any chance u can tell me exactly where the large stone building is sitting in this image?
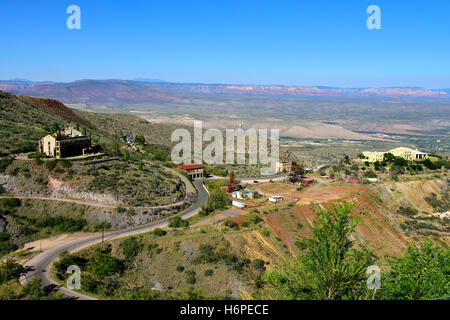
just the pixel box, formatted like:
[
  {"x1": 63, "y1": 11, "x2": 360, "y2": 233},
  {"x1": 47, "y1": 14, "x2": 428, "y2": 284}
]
[
  {"x1": 276, "y1": 161, "x2": 292, "y2": 173},
  {"x1": 388, "y1": 147, "x2": 428, "y2": 161},
  {"x1": 362, "y1": 147, "x2": 428, "y2": 163},
  {"x1": 39, "y1": 134, "x2": 91, "y2": 159},
  {"x1": 362, "y1": 151, "x2": 385, "y2": 163}
]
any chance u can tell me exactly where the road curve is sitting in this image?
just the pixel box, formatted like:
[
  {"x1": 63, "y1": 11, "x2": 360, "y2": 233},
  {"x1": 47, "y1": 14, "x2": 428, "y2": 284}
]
[{"x1": 21, "y1": 180, "x2": 209, "y2": 300}]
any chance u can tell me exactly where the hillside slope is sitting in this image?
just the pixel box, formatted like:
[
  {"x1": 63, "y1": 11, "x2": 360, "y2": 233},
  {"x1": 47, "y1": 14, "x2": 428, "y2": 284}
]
[{"x1": 0, "y1": 91, "x2": 92, "y2": 156}]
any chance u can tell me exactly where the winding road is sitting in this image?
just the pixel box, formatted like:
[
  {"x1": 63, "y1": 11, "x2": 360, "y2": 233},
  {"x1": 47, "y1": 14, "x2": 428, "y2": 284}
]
[{"x1": 21, "y1": 180, "x2": 209, "y2": 300}]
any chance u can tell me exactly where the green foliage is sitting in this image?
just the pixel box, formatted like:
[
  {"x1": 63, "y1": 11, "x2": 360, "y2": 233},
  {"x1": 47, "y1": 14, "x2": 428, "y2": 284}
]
[
  {"x1": 252, "y1": 259, "x2": 266, "y2": 274},
  {"x1": 87, "y1": 245, "x2": 124, "y2": 279},
  {"x1": 380, "y1": 241, "x2": 450, "y2": 300},
  {"x1": 0, "y1": 241, "x2": 19, "y2": 257},
  {"x1": 265, "y1": 202, "x2": 374, "y2": 300},
  {"x1": 383, "y1": 153, "x2": 396, "y2": 162},
  {"x1": 168, "y1": 216, "x2": 189, "y2": 228},
  {"x1": 201, "y1": 181, "x2": 231, "y2": 216},
  {"x1": 397, "y1": 206, "x2": 418, "y2": 217},
  {"x1": 223, "y1": 219, "x2": 238, "y2": 228},
  {"x1": 120, "y1": 237, "x2": 144, "y2": 263},
  {"x1": 183, "y1": 287, "x2": 204, "y2": 300},
  {"x1": 134, "y1": 135, "x2": 146, "y2": 145},
  {"x1": 45, "y1": 160, "x2": 57, "y2": 171},
  {"x1": 35, "y1": 215, "x2": 87, "y2": 233},
  {"x1": 0, "y1": 260, "x2": 23, "y2": 284},
  {"x1": 22, "y1": 279, "x2": 47, "y2": 300},
  {"x1": 185, "y1": 270, "x2": 196, "y2": 284},
  {"x1": 363, "y1": 170, "x2": 377, "y2": 178},
  {"x1": 393, "y1": 157, "x2": 408, "y2": 167},
  {"x1": 0, "y1": 157, "x2": 13, "y2": 172},
  {"x1": 176, "y1": 265, "x2": 185, "y2": 272},
  {"x1": 204, "y1": 269, "x2": 214, "y2": 276},
  {"x1": 1, "y1": 197, "x2": 21, "y2": 210},
  {"x1": 153, "y1": 228, "x2": 167, "y2": 237},
  {"x1": 123, "y1": 149, "x2": 130, "y2": 161},
  {"x1": 243, "y1": 212, "x2": 263, "y2": 227},
  {"x1": 53, "y1": 251, "x2": 87, "y2": 281}
]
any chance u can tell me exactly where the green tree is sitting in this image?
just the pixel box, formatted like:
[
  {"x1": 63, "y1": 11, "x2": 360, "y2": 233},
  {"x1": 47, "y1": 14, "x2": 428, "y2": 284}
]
[
  {"x1": 22, "y1": 279, "x2": 47, "y2": 300},
  {"x1": 120, "y1": 237, "x2": 144, "y2": 263},
  {"x1": 135, "y1": 135, "x2": 146, "y2": 145},
  {"x1": 0, "y1": 260, "x2": 23, "y2": 284},
  {"x1": 87, "y1": 245, "x2": 123, "y2": 279},
  {"x1": 264, "y1": 202, "x2": 374, "y2": 300},
  {"x1": 383, "y1": 153, "x2": 396, "y2": 163},
  {"x1": 380, "y1": 241, "x2": 449, "y2": 300}
]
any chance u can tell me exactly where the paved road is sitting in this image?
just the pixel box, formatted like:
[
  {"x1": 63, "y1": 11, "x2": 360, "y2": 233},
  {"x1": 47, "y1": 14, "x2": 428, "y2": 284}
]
[{"x1": 21, "y1": 180, "x2": 209, "y2": 300}]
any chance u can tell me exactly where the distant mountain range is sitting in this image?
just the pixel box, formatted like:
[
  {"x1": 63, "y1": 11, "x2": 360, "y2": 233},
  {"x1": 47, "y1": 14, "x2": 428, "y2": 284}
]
[{"x1": 1, "y1": 79, "x2": 449, "y2": 105}]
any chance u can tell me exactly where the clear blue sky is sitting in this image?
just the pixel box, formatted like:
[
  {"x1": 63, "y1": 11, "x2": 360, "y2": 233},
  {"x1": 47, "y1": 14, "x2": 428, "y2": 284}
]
[{"x1": 1, "y1": 0, "x2": 449, "y2": 88}]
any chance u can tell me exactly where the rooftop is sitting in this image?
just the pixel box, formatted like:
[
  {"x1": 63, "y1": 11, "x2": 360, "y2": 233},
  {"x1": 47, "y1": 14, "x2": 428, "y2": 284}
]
[{"x1": 176, "y1": 164, "x2": 204, "y2": 170}]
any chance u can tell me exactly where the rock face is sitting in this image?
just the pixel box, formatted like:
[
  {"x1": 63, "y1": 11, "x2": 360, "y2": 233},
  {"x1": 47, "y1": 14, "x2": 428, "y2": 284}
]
[{"x1": 0, "y1": 219, "x2": 7, "y2": 233}]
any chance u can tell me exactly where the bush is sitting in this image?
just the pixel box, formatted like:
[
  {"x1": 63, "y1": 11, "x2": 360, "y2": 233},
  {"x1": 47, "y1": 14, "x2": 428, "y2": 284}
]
[
  {"x1": 185, "y1": 270, "x2": 196, "y2": 284},
  {"x1": 224, "y1": 219, "x2": 238, "y2": 228},
  {"x1": 204, "y1": 269, "x2": 214, "y2": 276},
  {"x1": 45, "y1": 160, "x2": 57, "y2": 171},
  {"x1": 87, "y1": 246, "x2": 124, "y2": 279},
  {"x1": 35, "y1": 216, "x2": 87, "y2": 233},
  {"x1": 1, "y1": 198, "x2": 21, "y2": 210},
  {"x1": 252, "y1": 259, "x2": 266, "y2": 274},
  {"x1": 0, "y1": 260, "x2": 23, "y2": 284},
  {"x1": 176, "y1": 265, "x2": 185, "y2": 272},
  {"x1": 168, "y1": 216, "x2": 189, "y2": 228},
  {"x1": 120, "y1": 237, "x2": 144, "y2": 262},
  {"x1": 243, "y1": 212, "x2": 262, "y2": 226},
  {"x1": 0, "y1": 241, "x2": 19, "y2": 257},
  {"x1": 153, "y1": 228, "x2": 167, "y2": 237}
]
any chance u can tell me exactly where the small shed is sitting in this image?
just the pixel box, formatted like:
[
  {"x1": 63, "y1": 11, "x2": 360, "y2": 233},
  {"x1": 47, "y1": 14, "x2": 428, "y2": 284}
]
[
  {"x1": 346, "y1": 178, "x2": 361, "y2": 184},
  {"x1": 269, "y1": 195, "x2": 283, "y2": 203},
  {"x1": 232, "y1": 200, "x2": 246, "y2": 208},
  {"x1": 301, "y1": 178, "x2": 315, "y2": 185}
]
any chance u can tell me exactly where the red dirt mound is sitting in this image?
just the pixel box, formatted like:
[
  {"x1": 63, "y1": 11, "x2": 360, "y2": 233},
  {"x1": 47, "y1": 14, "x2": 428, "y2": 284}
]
[{"x1": 15, "y1": 95, "x2": 93, "y2": 128}]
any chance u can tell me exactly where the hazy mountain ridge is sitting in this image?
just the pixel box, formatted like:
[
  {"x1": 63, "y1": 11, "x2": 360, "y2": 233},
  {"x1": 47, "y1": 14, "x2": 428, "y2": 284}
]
[{"x1": 1, "y1": 79, "x2": 449, "y2": 104}]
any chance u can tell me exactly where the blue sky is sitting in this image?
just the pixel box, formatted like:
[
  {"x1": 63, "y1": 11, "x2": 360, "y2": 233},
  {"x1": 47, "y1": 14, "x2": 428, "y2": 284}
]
[{"x1": 1, "y1": 0, "x2": 449, "y2": 88}]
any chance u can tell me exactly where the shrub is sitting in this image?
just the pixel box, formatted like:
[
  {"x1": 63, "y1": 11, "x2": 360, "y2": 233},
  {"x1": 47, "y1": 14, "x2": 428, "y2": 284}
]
[
  {"x1": 204, "y1": 269, "x2": 214, "y2": 276},
  {"x1": 176, "y1": 265, "x2": 185, "y2": 272},
  {"x1": 45, "y1": 160, "x2": 57, "y2": 171},
  {"x1": 153, "y1": 228, "x2": 167, "y2": 237},
  {"x1": 185, "y1": 270, "x2": 196, "y2": 284},
  {"x1": 87, "y1": 246, "x2": 124, "y2": 279},
  {"x1": 252, "y1": 259, "x2": 266, "y2": 274},
  {"x1": 168, "y1": 216, "x2": 189, "y2": 228},
  {"x1": 1, "y1": 198, "x2": 21, "y2": 210},
  {"x1": 224, "y1": 219, "x2": 238, "y2": 228},
  {"x1": 120, "y1": 237, "x2": 144, "y2": 262},
  {"x1": 0, "y1": 260, "x2": 23, "y2": 284}
]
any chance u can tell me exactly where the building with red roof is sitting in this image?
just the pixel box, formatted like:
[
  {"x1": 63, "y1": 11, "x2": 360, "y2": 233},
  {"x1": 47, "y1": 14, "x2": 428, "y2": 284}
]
[{"x1": 176, "y1": 164, "x2": 204, "y2": 180}]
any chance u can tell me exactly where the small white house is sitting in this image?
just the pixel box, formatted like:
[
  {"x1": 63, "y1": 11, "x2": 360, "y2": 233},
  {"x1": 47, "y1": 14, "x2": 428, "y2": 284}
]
[
  {"x1": 244, "y1": 190, "x2": 258, "y2": 199},
  {"x1": 367, "y1": 178, "x2": 378, "y2": 183},
  {"x1": 268, "y1": 195, "x2": 283, "y2": 203},
  {"x1": 232, "y1": 191, "x2": 244, "y2": 199},
  {"x1": 232, "y1": 200, "x2": 246, "y2": 208}
]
